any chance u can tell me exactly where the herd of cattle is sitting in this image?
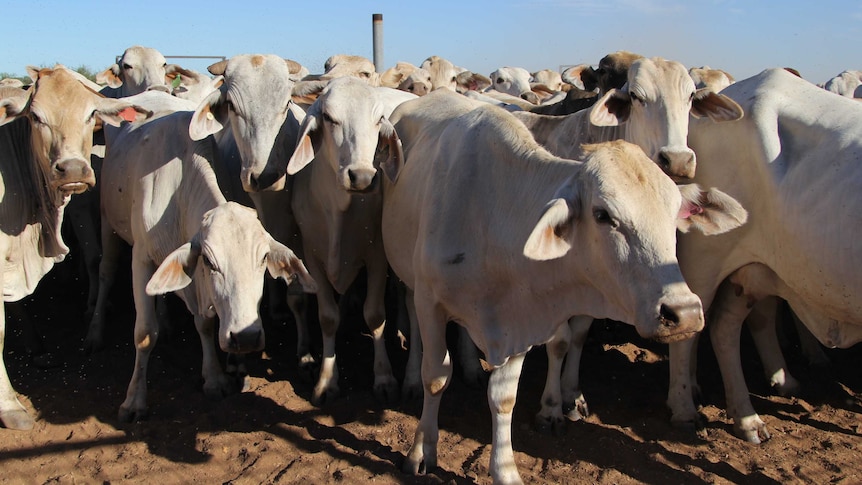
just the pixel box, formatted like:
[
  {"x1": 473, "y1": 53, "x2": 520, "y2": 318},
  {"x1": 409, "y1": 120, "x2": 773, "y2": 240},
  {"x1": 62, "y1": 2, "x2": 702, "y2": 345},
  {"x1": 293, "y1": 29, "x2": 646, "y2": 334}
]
[{"x1": 0, "y1": 45, "x2": 860, "y2": 484}]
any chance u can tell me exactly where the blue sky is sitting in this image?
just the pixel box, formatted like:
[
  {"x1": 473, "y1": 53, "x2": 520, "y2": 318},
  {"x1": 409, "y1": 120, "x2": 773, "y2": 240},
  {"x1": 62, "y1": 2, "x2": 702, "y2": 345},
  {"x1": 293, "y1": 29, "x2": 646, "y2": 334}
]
[{"x1": 3, "y1": 1, "x2": 860, "y2": 85}]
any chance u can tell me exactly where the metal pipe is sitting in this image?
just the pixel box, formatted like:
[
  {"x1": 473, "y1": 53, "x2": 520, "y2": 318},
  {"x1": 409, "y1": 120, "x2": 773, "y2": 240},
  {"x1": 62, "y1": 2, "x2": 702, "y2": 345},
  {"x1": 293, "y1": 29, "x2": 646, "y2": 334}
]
[{"x1": 372, "y1": 13, "x2": 384, "y2": 73}]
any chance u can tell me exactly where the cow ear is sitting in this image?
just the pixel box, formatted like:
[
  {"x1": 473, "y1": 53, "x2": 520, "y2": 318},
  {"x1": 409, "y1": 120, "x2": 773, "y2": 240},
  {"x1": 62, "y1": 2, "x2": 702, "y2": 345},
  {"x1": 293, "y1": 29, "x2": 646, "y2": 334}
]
[
  {"x1": 0, "y1": 89, "x2": 30, "y2": 126},
  {"x1": 377, "y1": 117, "x2": 404, "y2": 183},
  {"x1": 286, "y1": 108, "x2": 320, "y2": 175},
  {"x1": 146, "y1": 242, "x2": 200, "y2": 295},
  {"x1": 266, "y1": 239, "x2": 318, "y2": 293},
  {"x1": 95, "y1": 99, "x2": 153, "y2": 127},
  {"x1": 189, "y1": 78, "x2": 227, "y2": 141},
  {"x1": 561, "y1": 64, "x2": 597, "y2": 92},
  {"x1": 590, "y1": 88, "x2": 631, "y2": 126},
  {"x1": 96, "y1": 64, "x2": 123, "y2": 88},
  {"x1": 524, "y1": 177, "x2": 581, "y2": 260},
  {"x1": 691, "y1": 88, "x2": 744, "y2": 122},
  {"x1": 676, "y1": 184, "x2": 748, "y2": 235},
  {"x1": 456, "y1": 71, "x2": 491, "y2": 93}
]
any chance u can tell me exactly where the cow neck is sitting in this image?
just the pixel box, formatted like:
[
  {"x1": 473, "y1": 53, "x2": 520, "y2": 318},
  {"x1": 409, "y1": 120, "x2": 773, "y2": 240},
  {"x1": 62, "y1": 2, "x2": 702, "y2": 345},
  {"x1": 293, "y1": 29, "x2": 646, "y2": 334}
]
[{"x1": 177, "y1": 139, "x2": 227, "y2": 236}]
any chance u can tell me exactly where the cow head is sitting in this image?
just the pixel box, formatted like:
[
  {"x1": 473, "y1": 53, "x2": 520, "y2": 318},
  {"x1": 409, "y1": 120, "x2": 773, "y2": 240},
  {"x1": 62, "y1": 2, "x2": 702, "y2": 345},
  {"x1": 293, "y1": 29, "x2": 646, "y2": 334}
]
[
  {"x1": 189, "y1": 54, "x2": 306, "y2": 192},
  {"x1": 2, "y1": 67, "x2": 150, "y2": 196},
  {"x1": 286, "y1": 77, "x2": 405, "y2": 192},
  {"x1": 97, "y1": 46, "x2": 169, "y2": 97},
  {"x1": 146, "y1": 202, "x2": 316, "y2": 354},
  {"x1": 524, "y1": 141, "x2": 747, "y2": 342},
  {"x1": 588, "y1": 57, "x2": 743, "y2": 180}
]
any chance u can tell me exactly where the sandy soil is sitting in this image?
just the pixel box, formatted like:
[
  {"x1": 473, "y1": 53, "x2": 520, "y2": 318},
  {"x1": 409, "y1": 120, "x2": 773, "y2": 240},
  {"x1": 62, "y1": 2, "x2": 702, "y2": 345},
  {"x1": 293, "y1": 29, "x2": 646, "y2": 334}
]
[{"x1": 1, "y1": 245, "x2": 860, "y2": 485}]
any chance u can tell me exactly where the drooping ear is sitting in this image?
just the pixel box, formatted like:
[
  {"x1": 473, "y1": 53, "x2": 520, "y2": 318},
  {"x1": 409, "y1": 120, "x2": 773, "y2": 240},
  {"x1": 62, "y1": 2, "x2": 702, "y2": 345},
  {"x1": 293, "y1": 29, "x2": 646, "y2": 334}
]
[
  {"x1": 561, "y1": 64, "x2": 597, "y2": 92},
  {"x1": 95, "y1": 98, "x2": 153, "y2": 127},
  {"x1": 456, "y1": 71, "x2": 491, "y2": 92},
  {"x1": 207, "y1": 59, "x2": 228, "y2": 76},
  {"x1": 589, "y1": 88, "x2": 632, "y2": 126},
  {"x1": 286, "y1": 105, "x2": 320, "y2": 175},
  {"x1": 165, "y1": 64, "x2": 195, "y2": 86},
  {"x1": 189, "y1": 78, "x2": 227, "y2": 141},
  {"x1": 96, "y1": 64, "x2": 123, "y2": 88},
  {"x1": 377, "y1": 117, "x2": 404, "y2": 183},
  {"x1": 291, "y1": 79, "x2": 328, "y2": 105},
  {"x1": 146, "y1": 242, "x2": 201, "y2": 295},
  {"x1": 691, "y1": 88, "x2": 744, "y2": 122},
  {"x1": 266, "y1": 238, "x2": 318, "y2": 293},
  {"x1": 0, "y1": 88, "x2": 30, "y2": 126},
  {"x1": 524, "y1": 176, "x2": 581, "y2": 260},
  {"x1": 676, "y1": 184, "x2": 748, "y2": 235}
]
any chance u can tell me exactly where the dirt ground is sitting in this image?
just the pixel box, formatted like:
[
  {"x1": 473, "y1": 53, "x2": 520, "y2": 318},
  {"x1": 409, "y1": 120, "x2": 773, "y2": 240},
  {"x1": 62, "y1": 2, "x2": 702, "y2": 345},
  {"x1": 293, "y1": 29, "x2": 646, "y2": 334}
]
[{"x1": 1, "y1": 243, "x2": 860, "y2": 485}]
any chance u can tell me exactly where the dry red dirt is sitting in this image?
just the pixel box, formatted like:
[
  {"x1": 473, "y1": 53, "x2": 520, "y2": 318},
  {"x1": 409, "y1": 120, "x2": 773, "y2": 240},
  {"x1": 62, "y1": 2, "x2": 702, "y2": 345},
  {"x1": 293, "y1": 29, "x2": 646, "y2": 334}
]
[{"x1": 1, "y1": 246, "x2": 860, "y2": 484}]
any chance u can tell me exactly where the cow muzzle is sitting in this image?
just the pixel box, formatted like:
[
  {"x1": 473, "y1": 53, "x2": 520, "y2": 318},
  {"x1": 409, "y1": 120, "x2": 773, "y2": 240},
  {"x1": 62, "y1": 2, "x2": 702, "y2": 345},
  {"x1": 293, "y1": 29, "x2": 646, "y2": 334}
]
[
  {"x1": 658, "y1": 148, "x2": 696, "y2": 179},
  {"x1": 648, "y1": 298, "x2": 704, "y2": 343},
  {"x1": 53, "y1": 158, "x2": 95, "y2": 194},
  {"x1": 340, "y1": 166, "x2": 378, "y2": 193},
  {"x1": 241, "y1": 168, "x2": 286, "y2": 193},
  {"x1": 225, "y1": 324, "x2": 265, "y2": 354}
]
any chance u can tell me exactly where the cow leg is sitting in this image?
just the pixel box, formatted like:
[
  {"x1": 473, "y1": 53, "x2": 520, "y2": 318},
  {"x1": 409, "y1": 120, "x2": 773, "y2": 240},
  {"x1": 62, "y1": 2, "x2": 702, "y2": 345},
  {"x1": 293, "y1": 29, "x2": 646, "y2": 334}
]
[
  {"x1": 118, "y1": 248, "x2": 159, "y2": 422},
  {"x1": 488, "y1": 351, "x2": 526, "y2": 485},
  {"x1": 746, "y1": 297, "x2": 800, "y2": 396},
  {"x1": 535, "y1": 321, "x2": 570, "y2": 435},
  {"x1": 709, "y1": 281, "x2": 770, "y2": 443},
  {"x1": 65, "y1": 190, "x2": 101, "y2": 323},
  {"x1": 401, "y1": 286, "x2": 423, "y2": 401},
  {"x1": 312, "y1": 273, "x2": 340, "y2": 405},
  {"x1": 561, "y1": 315, "x2": 591, "y2": 421},
  {"x1": 365, "y1": 263, "x2": 398, "y2": 404},
  {"x1": 0, "y1": 302, "x2": 35, "y2": 430},
  {"x1": 403, "y1": 293, "x2": 450, "y2": 477},
  {"x1": 194, "y1": 314, "x2": 241, "y2": 399},
  {"x1": 288, "y1": 293, "x2": 315, "y2": 376},
  {"x1": 791, "y1": 310, "x2": 830, "y2": 368},
  {"x1": 84, "y1": 221, "x2": 124, "y2": 353},
  {"x1": 667, "y1": 335, "x2": 701, "y2": 428},
  {"x1": 456, "y1": 326, "x2": 486, "y2": 388}
]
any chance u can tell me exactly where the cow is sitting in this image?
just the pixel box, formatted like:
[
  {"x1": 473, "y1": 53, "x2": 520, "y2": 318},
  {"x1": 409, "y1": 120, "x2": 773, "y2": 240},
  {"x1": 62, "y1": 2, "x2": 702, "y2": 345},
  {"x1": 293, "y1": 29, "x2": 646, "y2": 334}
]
[
  {"x1": 96, "y1": 45, "x2": 172, "y2": 98},
  {"x1": 419, "y1": 55, "x2": 491, "y2": 93},
  {"x1": 379, "y1": 61, "x2": 433, "y2": 96},
  {"x1": 488, "y1": 66, "x2": 544, "y2": 104},
  {"x1": 188, "y1": 54, "x2": 319, "y2": 377},
  {"x1": 674, "y1": 67, "x2": 862, "y2": 443},
  {"x1": 689, "y1": 66, "x2": 735, "y2": 92},
  {"x1": 280, "y1": 76, "x2": 417, "y2": 404},
  {"x1": 97, "y1": 104, "x2": 315, "y2": 422},
  {"x1": 512, "y1": 56, "x2": 744, "y2": 180},
  {"x1": 0, "y1": 67, "x2": 151, "y2": 430},
  {"x1": 382, "y1": 89, "x2": 747, "y2": 484},
  {"x1": 819, "y1": 69, "x2": 862, "y2": 97},
  {"x1": 528, "y1": 50, "x2": 643, "y2": 116}
]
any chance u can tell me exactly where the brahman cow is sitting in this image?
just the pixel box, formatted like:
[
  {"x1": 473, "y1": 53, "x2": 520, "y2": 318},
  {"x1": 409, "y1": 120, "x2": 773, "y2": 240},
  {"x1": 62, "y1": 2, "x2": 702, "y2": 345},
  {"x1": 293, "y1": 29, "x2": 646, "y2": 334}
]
[
  {"x1": 0, "y1": 67, "x2": 150, "y2": 430},
  {"x1": 189, "y1": 54, "x2": 319, "y2": 376},
  {"x1": 96, "y1": 45, "x2": 172, "y2": 98},
  {"x1": 382, "y1": 89, "x2": 746, "y2": 484},
  {"x1": 673, "y1": 67, "x2": 862, "y2": 443},
  {"x1": 98, "y1": 104, "x2": 315, "y2": 422},
  {"x1": 419, "y1": 55, "x2": 491, "y2": 93},
  {"x1": 689, "y1": 66, "x2": 735, "y2": 92},
  {"x1": 819, "y1": 69, "x2": 862, "y2": 97},
  {"x1": 283, "y1": 76, "x2": 417, "y2": 404},
  {"x1": 379, "y1": 61, "x2": 433, "y2": 96}
]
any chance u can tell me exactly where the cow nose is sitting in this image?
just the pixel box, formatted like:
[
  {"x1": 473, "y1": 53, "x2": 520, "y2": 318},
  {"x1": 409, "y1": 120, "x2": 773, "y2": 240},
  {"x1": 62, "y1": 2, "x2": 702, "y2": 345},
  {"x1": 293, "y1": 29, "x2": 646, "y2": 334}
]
[
  {"x1": 228, "y1": 327, "x2": 264, "y2": 353},
  {"x1": 658, "y1": 148, "x2": 696, "y2": 179},
  {"x1": 55, "y1": 158, "x2": 90, "y2": 178},
  {"x1": 346, "y1": 167, "x2": 377, "y2": 192},
  {"x1": 657, "y1": 301, "x2": 702, "y2": 330}
]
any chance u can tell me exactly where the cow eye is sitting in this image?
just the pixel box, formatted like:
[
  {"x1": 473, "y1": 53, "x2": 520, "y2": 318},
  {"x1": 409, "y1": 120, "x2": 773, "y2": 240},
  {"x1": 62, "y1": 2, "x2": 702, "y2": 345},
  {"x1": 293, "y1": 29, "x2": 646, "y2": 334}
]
[
  {"x1": 593, "y1": 208, "x2": 617, "y2": 227},
  {"x1": 123, "y1": 63, "x2": 132, "y2": 70},
  {"x1": 29, "y1": 112, "x2": 44, "y2": 125},
  {"x1": 202, "y1": 254, "x2": 216, "y2": 271},
  {"x1": 628, "y1": 91, "x2": 642, "y2": 103},
  {"x1": 323, "y1": 112, "x2": 338, "y2": 125}
]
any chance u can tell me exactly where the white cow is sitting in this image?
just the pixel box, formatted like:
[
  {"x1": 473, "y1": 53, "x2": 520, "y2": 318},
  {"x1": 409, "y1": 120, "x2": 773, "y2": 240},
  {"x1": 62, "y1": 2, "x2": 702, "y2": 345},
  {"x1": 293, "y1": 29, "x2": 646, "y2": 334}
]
[
  {"x1": 189, "y1": 54, "x2": 319, "y2": 375},
  {"x1": 675, "y1": 67, "x2": 862, "y2": 443},
  {"x1": 513, "y1": 56, "x2": 744, "y2": 180},
  {"x1": 419, "y1": 55, "x2": 491, "y2": 93},
  {"x1": 99, "y1": 106, "x2": 315, "y2": 422},
  {"x1": 282, "y1": 77, "x2": 416, "y2": 404},
  {"x1": 819, "y1": 69, "x2": 862, "y2": 97},
  {"x1": 379, "y1": 61, "x2": 433, "y2": 96},
  {"x1": 487, "y1": 66, "x2": 562, "y2": 105},
  {"x1": 96, "y1": 45, "x2": 171, "y2": 98},
  {"x1": 689, "y1": 66, "x2": 735, "y2": 92},
  {"x1": 383, "y1": 89, "x2": 746, "y2": 484},
  {"x1": 0, "y1": 67, "x2": 151, "y2": 430}
]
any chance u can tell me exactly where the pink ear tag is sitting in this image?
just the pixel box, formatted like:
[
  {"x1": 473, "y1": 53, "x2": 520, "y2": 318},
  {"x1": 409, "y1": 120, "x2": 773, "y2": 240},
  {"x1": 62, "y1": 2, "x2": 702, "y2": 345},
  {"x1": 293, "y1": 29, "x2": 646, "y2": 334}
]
[{"x1": 119, "y1": 107, "x2": 138, "y2": 122}]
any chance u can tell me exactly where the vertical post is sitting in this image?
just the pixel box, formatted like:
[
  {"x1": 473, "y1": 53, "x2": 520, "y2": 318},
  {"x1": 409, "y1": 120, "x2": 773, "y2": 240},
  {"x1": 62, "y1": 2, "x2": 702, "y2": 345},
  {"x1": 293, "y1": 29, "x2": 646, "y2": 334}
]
[{"x1": 372, "y1": 13, "x2": 384, "y2": 73}]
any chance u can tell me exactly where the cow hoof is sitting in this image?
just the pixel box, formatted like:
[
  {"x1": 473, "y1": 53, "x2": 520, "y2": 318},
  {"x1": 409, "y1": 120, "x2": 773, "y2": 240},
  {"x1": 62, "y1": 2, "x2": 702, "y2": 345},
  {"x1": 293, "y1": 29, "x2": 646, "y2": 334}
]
[
  {"x1": 564, "y1": 395, "x2": 589, "y2": 421},
  {"x1": 401, "y1": 455, "x2": 428, "y2": 476},
  {"x1": 373, "y1": 377, "x2": 400, "y2": 405},
  {"x1": 118, "y1": 406, "x2": 148, "y2": 423},
  {"x1": 671, "y1": 412, "x2": 706, "y2": 433},
  {"x1": 534, "y1": 413, "x2": 566, "y2": 436},
  {"x1": 311, "y1": 386, "x2": 340, "y2": 407},
  {"x1": 0, "y1": 409, "x2": 35, "y2": 430},
  {"x1": 735, "y1": 415, "x2": 770, "y2": 444}
]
